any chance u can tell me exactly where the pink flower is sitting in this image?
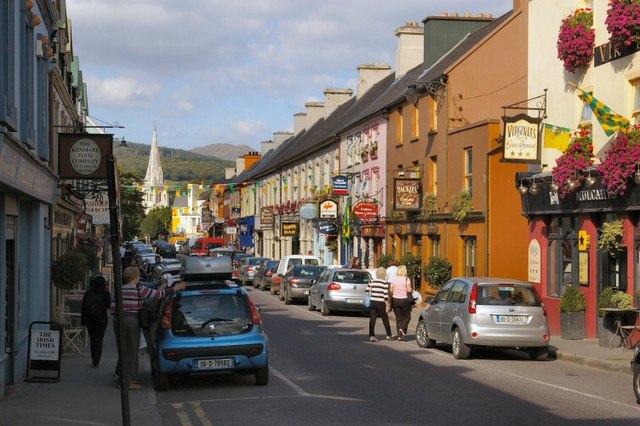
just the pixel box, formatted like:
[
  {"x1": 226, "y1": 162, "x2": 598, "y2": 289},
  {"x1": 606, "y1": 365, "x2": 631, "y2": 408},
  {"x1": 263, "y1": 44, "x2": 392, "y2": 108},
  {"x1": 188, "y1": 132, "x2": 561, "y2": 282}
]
[
  {"x1": 598, "y1": 125, "x2": 640, "y2": 196},
  {"x1": 552, "y1": 131, "x2": 594, "y2": 198},
  {"x1": 605, "y1": 0, "x2": 640, "y2": 50},
  {"x1": 557, "y1": 9, "x2": 595, "y2": 73}
]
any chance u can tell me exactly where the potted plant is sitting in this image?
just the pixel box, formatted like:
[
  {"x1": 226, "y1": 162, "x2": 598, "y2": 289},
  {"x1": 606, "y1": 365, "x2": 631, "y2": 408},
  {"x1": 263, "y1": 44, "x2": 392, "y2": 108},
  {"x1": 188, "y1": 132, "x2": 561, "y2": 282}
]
[
  {"x1": 370, "y1": 141, "x2": 378, "y2": 157},
  {"x1": 423, "y1": 256, "x2": 452, "y2": 290},
  {"x1": 597, "y1": 126, "x2": 640, "y2": 196},
  {"x1": 605, "y1": 0, "x2": 640, "y2": 50},
  {"x1": 557, "y1": 8, "x2": 595, "y2": 73},
  {"x1": 401, "y1": 252, "x2": 422, "y2": 291},
  {"x1": 559, "y1": 285, "x2": 587, "y2": 340},
  {"x1": 422, "y1": 193, "x2": 438, "y2": 218},
  {"x1": 451, "y1": 190, "x2": 472, "y2": 221},
  {"x1": 551, "y1": 129, "x2": 594, "y2": 198},
  {"x1": 598, "y1": 219, "x2": 624, "y2": 257}
]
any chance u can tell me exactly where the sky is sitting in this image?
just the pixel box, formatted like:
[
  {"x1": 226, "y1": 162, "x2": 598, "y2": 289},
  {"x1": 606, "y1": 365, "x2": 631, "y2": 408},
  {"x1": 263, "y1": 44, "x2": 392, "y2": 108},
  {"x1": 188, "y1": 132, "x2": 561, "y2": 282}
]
[{"x1": 66, "y1": 0, "x2": 513, "y2": 151}]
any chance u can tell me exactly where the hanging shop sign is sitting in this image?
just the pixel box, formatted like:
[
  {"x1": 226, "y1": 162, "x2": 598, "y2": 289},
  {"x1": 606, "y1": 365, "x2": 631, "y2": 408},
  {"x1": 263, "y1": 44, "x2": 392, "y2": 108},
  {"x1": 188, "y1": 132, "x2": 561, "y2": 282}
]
[
  {"x1": 352, "y1": 201, "x2": 378, "y2": 220},
  {"x1": 318, "y1": 220, "x2": 338, "y2": 235},
  {"x1": 225, "y1": 226, "x2": 237, "y2": 235},
  {"x1": 299, "y1": 202, "x2": 319, "y2": 220},
  {"x1": 393, "y1": 178, "x2": 421, "y2": 211},
  {"x1": 58, "y1": 133, "x2": 113, "y2": 179},
  {"x1": 282, "y1": 222, "x2": 299, "y2": 237},
  {"x1": 84, "y1": 192, "x2": 109, "y2": 225},
  {"x1": 502, "y1": 114, "x2": 541, "y2": 163},
  {"x1": 260, "y1": 207, "x2": 274, "y2": 226},
  {"x1": 332, "y1": 175, "x2": 349, "y2": 196},
  {"x1": 361, "y1": 225, "x2": 385, "y2": 238},
  {"x1": 319, "y1": 199, "x2": 338, "y2": 218}
]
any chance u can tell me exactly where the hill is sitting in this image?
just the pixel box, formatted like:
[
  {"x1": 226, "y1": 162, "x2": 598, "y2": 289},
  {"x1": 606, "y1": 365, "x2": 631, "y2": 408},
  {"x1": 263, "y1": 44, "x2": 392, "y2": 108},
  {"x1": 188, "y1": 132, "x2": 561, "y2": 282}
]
[
  {"x1": 114, "y1": 142, "x2": 234, "y2": 182},
  {"x1": 191, "y1": 143, "x2": 256, "y2": 161}
]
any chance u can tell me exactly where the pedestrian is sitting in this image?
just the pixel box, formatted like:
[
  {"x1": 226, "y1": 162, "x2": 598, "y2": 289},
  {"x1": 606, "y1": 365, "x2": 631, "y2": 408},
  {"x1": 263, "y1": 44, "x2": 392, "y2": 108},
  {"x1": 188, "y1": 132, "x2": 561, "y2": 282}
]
[
  {"x1": 343, "y1": 256, "x2": 360, "y2": 268},
  {"x1": 366, "y1": 267, "x2": 393, "y2": 342},
  {"x1": 386, "y1": 259, "x2": 398, "y2": 281},
  {"x1": 81, "y1": 275, "x2": 111, "y2": 367},
  {"x1": 389, "y1": 265, "x2": 413, "y2": 341},
  {"x1": 111, "y1": 266, "x2": 186, "y2": 390}
]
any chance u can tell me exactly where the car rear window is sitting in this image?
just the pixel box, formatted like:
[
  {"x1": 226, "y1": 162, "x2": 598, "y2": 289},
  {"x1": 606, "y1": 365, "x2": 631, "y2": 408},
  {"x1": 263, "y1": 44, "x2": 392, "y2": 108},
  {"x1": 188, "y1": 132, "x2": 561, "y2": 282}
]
[
  {"x1": 334, "y1": 271, "x2": 370, "y2": 283},
  {"x1": 293, "y1": 265, "x2": 323, "y2": 276},
  {"x1": 172, "y1": 293, "x2": 251, "y2": 337},
  {"x1": 477, "y1": 284, "x2": 541, "y2": 307},
  {"x1": 304, "y1": 259, "x2": 319, "y2": 265}
]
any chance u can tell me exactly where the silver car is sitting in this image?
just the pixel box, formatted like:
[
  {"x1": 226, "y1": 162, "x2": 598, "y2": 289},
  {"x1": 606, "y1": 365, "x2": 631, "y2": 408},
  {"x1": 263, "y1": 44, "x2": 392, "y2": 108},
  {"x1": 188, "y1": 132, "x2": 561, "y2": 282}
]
[
  {"x1": 416, "y1": 277, "x2": 550, "y2": 360},
  {"x1": 308, "y1": 269, "x2": 372, "y2": 316},
  {"x1": 237, "y1": 257, "x2": 270, "y2": 285}
]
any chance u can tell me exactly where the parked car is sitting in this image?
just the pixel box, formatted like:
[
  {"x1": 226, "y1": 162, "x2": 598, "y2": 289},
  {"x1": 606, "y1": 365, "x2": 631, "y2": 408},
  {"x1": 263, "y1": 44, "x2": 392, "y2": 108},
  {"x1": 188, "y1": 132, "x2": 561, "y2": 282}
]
[
  {"x1": 191, "y1": 237, "x2": 225, "y2": 256},
  {"x1": 308, "y1": 268, "x2": 372, "y2": 316},
  {"x1": 237, "y1": 257, "x2": 270, "y2": 286},
  {"x1": 415, "y1": 277, "x2": 550, "y2": 360},
  {"x1": 272, "y1": 255, "x2": 321, "y2": 295},
  {"x1": 156, "y1": 242, "x2": 177, "y2": 259},
  {"x1": 280, "y1": 265, "x2": 324, "y2": 304},
  {"x1": 254, "y1": 260, "x2": 278, "y2": 290},
  {"x1": 150, "y1": 256, "x2": 269, "y2": 391}
]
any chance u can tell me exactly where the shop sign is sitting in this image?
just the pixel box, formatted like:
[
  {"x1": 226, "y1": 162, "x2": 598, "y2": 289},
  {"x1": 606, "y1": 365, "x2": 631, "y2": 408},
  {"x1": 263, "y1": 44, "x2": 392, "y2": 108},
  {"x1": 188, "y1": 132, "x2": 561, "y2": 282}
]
[
  {"x1": 299, "y1": 202, "x2": 319, "y2": 220},
  {"x1": 319, "y1": 199, "x2": 338, "y2": 218},
  {"x1": 594, "y1": 41, "x2": 639, "y2": 67},
  {"x1": 231, "y1": 207, "x2": 241, "y2": 214},
  {"x1": 332, "y1": 175, "x2": 349, "y2": 196},
  {"x1": 393, "y1": 179, "x2": 421, "y2": 211},
  {"x1": 260, "y1": 207, "x2": 274, "y2": 225},
  {"x1": 225, "y1": 227, "x2": 237, "y2": 235},
  {"x1": 58, "y1": 133, "x2": 113, "y2": 179},
  {"x1": 201, "y1": 205, "x2": 212, "y2": 223},
  {"x1": 352, "y1": 201, "x2": 378, "y2": 220},
  {"x1": 527, "y1": 239, "x2": 541, "y2": 284},
  {"x1": 318, "y1": 220, "x2": 338, "y2": 235},
  {"x1": 361, "y1": 225, "x2": 385, "y2": 238},
  {"x1": 502, "y1": 114, "x2": 541, "y2": 163},
  {"x1": 282, "y1": 222, "x2": 299, "y2": 236},
  {"x1": 85, "y1": 192, "x2": 109, "y2": 225}
]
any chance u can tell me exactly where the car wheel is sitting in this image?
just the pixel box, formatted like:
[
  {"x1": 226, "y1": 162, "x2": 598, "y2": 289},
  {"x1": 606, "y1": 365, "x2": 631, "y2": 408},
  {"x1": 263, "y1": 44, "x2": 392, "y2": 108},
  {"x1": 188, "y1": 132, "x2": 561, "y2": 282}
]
[
  {"x1": 284, "y1": 288, "x2": 292, "y2": 305},
  {"x1": 308, "y1": 295, "x2": 316, "y2": 311},
  {"x1": 529, "y1": 346, "x2": 549, "y2": 361},
  {"x1": 416, "y1": 320, "x2": 436, "y2": 348},
  {"x1": 451, "y1": 328, "x2": 471, "y2": 359},
  {"x1": 151, "y1": 360, "x2": 169, "y2": 392},
  {"x1": 255, "y1": 367, "x2": 269, "y2": 386},
  {"x1": 321, "y1": 298, "x2": 331, "y2": 316}
]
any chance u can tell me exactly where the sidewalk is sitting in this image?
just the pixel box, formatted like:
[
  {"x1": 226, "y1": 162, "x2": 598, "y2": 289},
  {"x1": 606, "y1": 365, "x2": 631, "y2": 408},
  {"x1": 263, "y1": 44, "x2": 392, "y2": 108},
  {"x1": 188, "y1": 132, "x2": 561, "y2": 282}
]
[
  {"x1": 0, "y1": 309, "x2": 635, "y2": 426},
  {"x1": 0, "y1": 324, "x2": 161, "y2": 426}
]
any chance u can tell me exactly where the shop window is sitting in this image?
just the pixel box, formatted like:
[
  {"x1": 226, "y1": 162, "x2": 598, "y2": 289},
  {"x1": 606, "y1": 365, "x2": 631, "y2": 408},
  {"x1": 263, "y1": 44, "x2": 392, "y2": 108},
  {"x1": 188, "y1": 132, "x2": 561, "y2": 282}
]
[
  {"x1": 578, "y1": 90, "x2": 593, "y2": 129},
  {"x1": 548, "y1": 216, "x2": 579, "y2": 297},
  {"x1": 463, "y1": 236, "x2": 477, "y2": 276},
  {"x1": 430, "y1": 235, "x2": 441, "y2": 258}
]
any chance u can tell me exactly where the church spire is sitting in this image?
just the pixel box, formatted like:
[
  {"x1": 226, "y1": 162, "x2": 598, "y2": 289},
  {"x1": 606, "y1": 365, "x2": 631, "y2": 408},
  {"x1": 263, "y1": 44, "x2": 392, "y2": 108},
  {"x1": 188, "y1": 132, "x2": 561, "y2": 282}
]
[{"x1": 144, "y1": 124, "x2": 164, "y2": 188}]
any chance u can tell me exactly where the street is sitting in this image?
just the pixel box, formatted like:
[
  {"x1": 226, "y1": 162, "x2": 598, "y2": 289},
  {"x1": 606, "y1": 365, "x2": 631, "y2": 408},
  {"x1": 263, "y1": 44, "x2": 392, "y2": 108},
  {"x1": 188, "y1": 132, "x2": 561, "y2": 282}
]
[{"x1": 154, "y1": 288, "x2": 640, "y2": 425}]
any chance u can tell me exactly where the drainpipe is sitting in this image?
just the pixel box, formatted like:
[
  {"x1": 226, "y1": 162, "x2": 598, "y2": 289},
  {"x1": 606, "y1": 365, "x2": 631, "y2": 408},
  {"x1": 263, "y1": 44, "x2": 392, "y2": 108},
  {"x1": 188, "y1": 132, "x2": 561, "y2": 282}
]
[{"x1": 485, "y1": 144, "x2": 503, "y2": 275}]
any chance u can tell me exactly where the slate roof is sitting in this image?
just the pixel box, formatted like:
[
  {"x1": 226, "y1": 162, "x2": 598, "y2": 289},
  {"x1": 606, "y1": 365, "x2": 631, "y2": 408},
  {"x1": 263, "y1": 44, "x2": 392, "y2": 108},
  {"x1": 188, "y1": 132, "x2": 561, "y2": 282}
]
[{"x1": 172, "y1": 195, "x2": 188, "y2": 208}]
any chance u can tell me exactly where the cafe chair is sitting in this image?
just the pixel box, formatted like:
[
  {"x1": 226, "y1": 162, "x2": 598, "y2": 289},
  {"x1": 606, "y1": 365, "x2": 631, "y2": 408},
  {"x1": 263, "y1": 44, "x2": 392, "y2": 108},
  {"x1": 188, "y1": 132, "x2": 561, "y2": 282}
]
[{"x1": 56, "y1": 306, "x2": 86, "y2": 352}]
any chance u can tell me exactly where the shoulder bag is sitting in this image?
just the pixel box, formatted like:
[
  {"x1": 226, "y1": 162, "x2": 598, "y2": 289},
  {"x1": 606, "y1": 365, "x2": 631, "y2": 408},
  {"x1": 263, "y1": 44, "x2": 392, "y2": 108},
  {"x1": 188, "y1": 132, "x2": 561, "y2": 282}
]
[
  {"x1": 363, "y1": 283, "x2": 372, "y2": 308},
  {"x1": 405, "y1": 278, "x2": 416, "y2": 304}
]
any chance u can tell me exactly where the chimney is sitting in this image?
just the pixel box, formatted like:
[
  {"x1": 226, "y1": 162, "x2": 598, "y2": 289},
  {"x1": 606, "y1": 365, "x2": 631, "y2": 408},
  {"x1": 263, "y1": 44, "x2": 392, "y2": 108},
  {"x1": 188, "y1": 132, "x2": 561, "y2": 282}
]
[
  {"x1": 394, "y1": 21, "x2": 424, "y2": 78},
  {"x1": 293, "y1": 112, "x2": 306, "y2": 135},
  {"x1": 225, "y1": 167, "x2": 236, "y2": 179},
  {"x1": 357, "y1": 63, "x2": 392, "y2": 97},
  {"x1": 235, "y1": 157, "x2": 246, "y2": 175},
  {"x1": 273, "y1": 130, "x2": 293, "y2": 146},
  {"x1": 323, "y1": 88, "x2": 353, "y2": 118},
  {"x1": 305, "y1": 101, "x2": 325, "y2": 129}
]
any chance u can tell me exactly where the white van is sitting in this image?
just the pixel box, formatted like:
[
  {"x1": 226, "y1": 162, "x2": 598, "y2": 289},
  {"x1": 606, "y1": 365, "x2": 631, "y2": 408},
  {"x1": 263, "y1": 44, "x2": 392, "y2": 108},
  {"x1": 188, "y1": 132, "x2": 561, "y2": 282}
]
[{"x1": 276, "y1": 255, "x2": 322, "y2": 277}]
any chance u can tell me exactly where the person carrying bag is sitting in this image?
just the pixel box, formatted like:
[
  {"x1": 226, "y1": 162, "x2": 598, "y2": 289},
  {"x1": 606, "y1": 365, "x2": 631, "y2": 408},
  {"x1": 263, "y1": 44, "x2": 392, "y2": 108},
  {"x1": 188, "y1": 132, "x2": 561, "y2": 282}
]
[
  {"x1": 366, "y1": 268, "x2": 393, "y2": 342},
  {"x1": 389, "y1": 265, "x2": 413, "y2": 341}
]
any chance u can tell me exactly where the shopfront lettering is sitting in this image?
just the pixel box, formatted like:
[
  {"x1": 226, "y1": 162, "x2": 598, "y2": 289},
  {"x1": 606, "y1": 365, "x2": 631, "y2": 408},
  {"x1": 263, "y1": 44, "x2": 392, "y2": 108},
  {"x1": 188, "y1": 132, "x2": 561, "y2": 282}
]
[{"x1": 576, "y1": 188, "x2": 614, "y2": 202}]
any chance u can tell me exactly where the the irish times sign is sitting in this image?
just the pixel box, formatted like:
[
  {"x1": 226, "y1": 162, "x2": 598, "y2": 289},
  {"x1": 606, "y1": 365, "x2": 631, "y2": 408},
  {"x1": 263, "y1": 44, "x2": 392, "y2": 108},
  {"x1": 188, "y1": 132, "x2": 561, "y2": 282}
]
[{"x1": 58, "y1": 133, "x2": 113, "y2": 179}]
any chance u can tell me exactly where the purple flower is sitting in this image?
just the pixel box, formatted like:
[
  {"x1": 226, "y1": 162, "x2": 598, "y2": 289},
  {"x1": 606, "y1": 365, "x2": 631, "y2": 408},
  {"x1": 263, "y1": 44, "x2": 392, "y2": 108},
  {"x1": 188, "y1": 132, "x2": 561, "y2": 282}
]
[
  {"x1": 606, "y1": 0, "x2": 640, "y2": 50},
  {"x1": 598, "y1": 126, "x2": 640, "y2": 196},
  {"x1": 552, "y1": 131, "x2": 594, "y2": 198},
  {"x1": 557, "y1": 9, "x2": 594, "y2": 73}
]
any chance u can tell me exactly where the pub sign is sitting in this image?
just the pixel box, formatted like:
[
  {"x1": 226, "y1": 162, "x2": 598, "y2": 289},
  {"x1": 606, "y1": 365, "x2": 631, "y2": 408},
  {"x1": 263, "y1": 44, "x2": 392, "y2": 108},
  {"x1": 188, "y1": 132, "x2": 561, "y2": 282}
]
[
  {"x1": 502, "y1": 114, "x2": 541, "y2": 163},
  {"x1": 393, "y1": 178, "x2": 421, "y2": 211}
]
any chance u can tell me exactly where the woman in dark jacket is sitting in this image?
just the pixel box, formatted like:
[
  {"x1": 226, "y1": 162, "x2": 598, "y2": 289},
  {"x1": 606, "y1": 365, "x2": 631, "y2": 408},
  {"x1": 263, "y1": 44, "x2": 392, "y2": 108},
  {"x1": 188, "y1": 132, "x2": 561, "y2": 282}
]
[{"x1": 81, "y1": 275, "x2": 111, "y2": 367}]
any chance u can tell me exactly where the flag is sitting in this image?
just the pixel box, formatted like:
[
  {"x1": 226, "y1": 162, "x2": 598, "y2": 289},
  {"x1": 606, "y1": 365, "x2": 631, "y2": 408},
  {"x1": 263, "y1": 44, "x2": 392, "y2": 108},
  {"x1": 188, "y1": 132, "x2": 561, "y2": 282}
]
[
  {"x1": 570, "y1": 82, "x2": 630, "y2": 136},
  {"x1": 342, "y1": 197, "x2": 351, "y2": 243},
  {"x1": 543, "y1": 123, "x2": 572, "y2": 152}
]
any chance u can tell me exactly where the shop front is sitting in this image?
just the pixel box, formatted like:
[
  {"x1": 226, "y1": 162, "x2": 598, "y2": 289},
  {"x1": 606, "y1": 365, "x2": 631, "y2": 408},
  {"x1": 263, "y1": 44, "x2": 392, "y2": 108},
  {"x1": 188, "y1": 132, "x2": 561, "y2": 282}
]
[{"x1": 518, "y1": 171, "x2": 640, "y2": 338}]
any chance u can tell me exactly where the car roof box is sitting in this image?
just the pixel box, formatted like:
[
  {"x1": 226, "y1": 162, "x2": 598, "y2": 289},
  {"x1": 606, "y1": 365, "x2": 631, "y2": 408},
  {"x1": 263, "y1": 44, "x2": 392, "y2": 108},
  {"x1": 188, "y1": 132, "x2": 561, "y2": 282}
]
[{"x1": 182, "y1": 256, "x2": 233, "y2": 281}]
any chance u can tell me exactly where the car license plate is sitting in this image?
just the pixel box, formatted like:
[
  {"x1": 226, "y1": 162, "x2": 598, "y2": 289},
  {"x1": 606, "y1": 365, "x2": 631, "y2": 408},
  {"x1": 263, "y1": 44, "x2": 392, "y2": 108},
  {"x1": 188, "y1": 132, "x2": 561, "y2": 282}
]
[
  {"x1": 195, "y1": 358, "x2": 234, "y2": 370},
  {"x1": 346, "y1": 298, "x2": 364, "y2": 304},
  {"x1": 495, "y1": 315, "x2": 527, "y2": 323}
]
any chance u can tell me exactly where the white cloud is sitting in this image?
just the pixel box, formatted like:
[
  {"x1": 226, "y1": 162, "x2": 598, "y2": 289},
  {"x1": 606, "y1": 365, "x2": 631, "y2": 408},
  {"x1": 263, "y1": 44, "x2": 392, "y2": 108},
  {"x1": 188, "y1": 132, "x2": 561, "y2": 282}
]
[
  {"x1": 86, "y1": 76, "x2": 160, "y2": 106},
  {"x1": 231, "y1": 120, "x2": 269, "y2": 137}
]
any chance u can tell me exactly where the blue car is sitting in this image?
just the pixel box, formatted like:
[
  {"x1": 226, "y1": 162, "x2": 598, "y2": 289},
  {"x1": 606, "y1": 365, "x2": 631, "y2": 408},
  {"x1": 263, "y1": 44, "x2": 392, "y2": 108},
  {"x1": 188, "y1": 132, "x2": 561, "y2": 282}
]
[{"x1": 150, "y1": 256, "x2": 269, "y2": 391}]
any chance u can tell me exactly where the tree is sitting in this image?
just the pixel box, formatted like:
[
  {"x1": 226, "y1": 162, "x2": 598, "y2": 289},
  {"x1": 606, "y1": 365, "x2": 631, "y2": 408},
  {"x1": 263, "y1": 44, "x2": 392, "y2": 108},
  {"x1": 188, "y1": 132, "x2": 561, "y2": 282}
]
[
  {"x1": 141, "y1": 206, "x2": 171, "y2": 240},
  {"x1": 423, "y1": 256, "x2": 452, "y2": 289},
  {"x1": 118, "y1": 169, "x2": 145, "y2": 241},
  {"x1": 401, "y1": 252, "x2": 422, "y2": 289}
]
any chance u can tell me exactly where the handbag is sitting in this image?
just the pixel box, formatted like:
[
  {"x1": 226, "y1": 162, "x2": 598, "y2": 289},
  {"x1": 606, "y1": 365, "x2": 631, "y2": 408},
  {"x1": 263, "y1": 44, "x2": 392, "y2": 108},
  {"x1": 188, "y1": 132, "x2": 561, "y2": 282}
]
[
  {"x1": 363, "y1": 284, "x2": 372, "y2": 308},
  {"x1": 405, "y1": 278, "x2": 416, "y2": 304}
]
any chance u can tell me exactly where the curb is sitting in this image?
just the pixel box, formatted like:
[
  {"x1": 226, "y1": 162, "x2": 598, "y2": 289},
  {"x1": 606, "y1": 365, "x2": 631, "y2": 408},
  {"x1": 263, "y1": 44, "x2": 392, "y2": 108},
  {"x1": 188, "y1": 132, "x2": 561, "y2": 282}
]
[{"x1": 552, "y1": 349, "x2": 632, "y2": 374}]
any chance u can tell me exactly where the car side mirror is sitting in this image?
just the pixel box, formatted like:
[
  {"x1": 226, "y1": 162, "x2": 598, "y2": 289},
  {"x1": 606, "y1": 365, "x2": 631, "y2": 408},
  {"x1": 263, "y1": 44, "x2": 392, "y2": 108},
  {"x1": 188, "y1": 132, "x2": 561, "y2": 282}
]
[{"x1": 311, "y1": 279, "x2": 317, "y2": 284}]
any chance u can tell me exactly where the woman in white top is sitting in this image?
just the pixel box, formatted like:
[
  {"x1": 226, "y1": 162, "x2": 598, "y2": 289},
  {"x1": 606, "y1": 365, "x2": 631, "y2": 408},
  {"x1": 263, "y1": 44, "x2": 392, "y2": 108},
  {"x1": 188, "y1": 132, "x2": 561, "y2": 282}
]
[
  {"x1": 389, "y1": 265, "x2": 413, "y2": 341},
  {"x1": 366, "y1": 267, "x2": 393, "y2": 342}
]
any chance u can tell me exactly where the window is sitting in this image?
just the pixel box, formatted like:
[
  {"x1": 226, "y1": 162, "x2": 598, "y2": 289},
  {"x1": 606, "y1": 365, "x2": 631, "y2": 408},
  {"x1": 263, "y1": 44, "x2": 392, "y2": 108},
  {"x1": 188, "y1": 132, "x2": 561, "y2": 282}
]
[
  {"x1": 430, "y1": 156, "x2": 437, "y2": 194},
  {"x1": 429, "y1": 235, "x2": 441, "y2": 258},
  {"x1": 464, "y1": 148, "x2": 473, "y2": 193},
  {"x1": 633, "y1": 80, "x2": 640, "y2": 124},
  {"x1": 0, "y1": 1, "x2": 18, "y2": 130},
  {"x1": 449, "y1": 281, "x2": 468, "y2": 303},
  {"x1": 548, "y1": 216, "x2": 579, "y2": 297},
  {"x1": 463, "y1": 236, "x2": 477, "y2": 276},
  {"x1": 411, "y1": 103, "x2": 419, "y2": 139},
  {"x1": 397, "y1": 107, "x2": 404, "y2": 143},
  {"x1": 579, "y1": 90, "x2": 593, "y2": 127}
]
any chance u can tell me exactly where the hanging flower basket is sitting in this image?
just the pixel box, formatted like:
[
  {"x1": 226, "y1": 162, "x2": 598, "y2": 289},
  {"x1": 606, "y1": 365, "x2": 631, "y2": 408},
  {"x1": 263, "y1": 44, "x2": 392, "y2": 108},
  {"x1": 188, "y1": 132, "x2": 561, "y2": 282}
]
[
  {"x1": 551, "y1": 129, "x2": 594, "y2": 198},
  {"x1": 597, "y1": 125, "x2": 640, "y2": 196},
  {"x1": 557, "y1": 8, "x2": 595, "y2": 73},
  {"x1": 605, "y1": 0, "x2": 640, "y2": 50}
]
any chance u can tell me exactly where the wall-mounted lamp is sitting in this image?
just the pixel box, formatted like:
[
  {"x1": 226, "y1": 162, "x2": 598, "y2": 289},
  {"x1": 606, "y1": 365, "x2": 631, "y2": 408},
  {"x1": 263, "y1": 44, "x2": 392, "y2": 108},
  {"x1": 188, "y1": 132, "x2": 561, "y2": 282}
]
[
  {"x1": 585, "y1": 170, "x2": 596, "y2": 187},
  {"x1": 518, "y1": 178, "x2": 528, "y2": 195},
  {"x1": 550, "y1": 181, "x2": 559, "y2": 192},
  {"x1": 398, "y1": 170, "x2": 405, "y2": 178},
  {"x1": 529, "y1": 177, "x2": 540, "y2": 195}
]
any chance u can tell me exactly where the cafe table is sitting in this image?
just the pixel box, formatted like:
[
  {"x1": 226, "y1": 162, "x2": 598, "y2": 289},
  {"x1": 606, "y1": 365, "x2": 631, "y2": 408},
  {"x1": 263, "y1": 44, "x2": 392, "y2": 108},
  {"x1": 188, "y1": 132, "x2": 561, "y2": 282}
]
[{"x1": 599, "y1": 307, "x2": 639, "y2": 349}]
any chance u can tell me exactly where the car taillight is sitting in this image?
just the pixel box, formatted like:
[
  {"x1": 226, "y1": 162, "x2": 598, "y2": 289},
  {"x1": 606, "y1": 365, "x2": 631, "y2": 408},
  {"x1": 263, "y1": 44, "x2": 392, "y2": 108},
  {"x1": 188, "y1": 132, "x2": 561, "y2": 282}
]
[
  {"x1": 327, "y1": 282, "x2": 341, "y2": 291},
  {"x1": 233, "y1": 270, "x2": 239, "y2": 278},
  {"x1": 272, "y1": 276, "x2": 282, "y2": 284},
  {"x1": 266, "y1": 271, "x2": 273, "y2": 276},
  {"x1": 247, "y1": 297, "x2": 262, "y2": 325},
  {"x1": 248, "y1": 266, "x2": 254, "y2": 272},
  {"x1": 161, "y1": 301, "x2": 173, "y2": 329},
  {"x1": 290, "y1": 278, "x2": 299, "y2": 287},
  {"x1": 468, "y1": 283, "x2": 478, "y2": 314}
]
